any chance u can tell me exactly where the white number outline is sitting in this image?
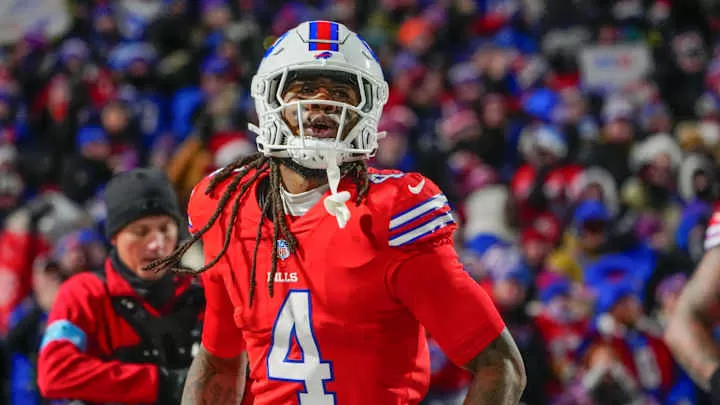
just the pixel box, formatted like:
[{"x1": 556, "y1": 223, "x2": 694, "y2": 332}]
[
  {"x1": 368, "y1": 173, "x2": 405, "y2": 184},
  {"x1": 266, "y1": 290, "x2": 336, "y2": 404}
]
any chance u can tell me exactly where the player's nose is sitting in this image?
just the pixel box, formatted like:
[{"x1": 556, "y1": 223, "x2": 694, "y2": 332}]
[{"x1": 307, "y1": 89, "x2": 339, "y2": 113}]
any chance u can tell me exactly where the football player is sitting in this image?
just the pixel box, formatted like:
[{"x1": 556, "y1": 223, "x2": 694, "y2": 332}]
[{"x1": 149, "y1": 20, "x2": 525, "y2": 405}]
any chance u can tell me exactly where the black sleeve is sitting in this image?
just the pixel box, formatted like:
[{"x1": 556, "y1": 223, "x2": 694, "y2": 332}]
[{"x1": 5, "y1": 306, "x2": 44, "y2": 356}]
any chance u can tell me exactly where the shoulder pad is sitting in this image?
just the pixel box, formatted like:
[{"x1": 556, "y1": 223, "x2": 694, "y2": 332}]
[
  {"x1": 366, "y1": 169, "x2": 407, "y2": 185},
  {"x1": 187, "y1": 167, "x2": 249, "y2": 235},
  {"x1": 370, "y1": 170, "x2": 456, "y2": 249}
]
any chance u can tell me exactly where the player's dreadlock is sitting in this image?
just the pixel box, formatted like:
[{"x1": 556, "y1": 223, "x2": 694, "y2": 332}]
[{"x1": 145, "y1": 152, "x2": 370, "y2": 306}]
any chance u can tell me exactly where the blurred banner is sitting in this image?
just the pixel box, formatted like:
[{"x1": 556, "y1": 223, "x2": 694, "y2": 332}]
[
  {"x1": 0, "y1": 0, "x2": 71, "y2": 45},
  {"x1": 580, "y1": 45, "x2": 653, "y2": 92}
]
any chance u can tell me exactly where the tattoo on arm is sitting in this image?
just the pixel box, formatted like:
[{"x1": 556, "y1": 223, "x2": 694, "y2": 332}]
[
  {"x1": 181, "y1": 345, "x2": 247, "y2": 405},
  {"x1": 665, "y1": 247, "x2": 720, "y2": 390},
  {"x1": 463, "y1": 328, "x2": 526, "y2": 405}
]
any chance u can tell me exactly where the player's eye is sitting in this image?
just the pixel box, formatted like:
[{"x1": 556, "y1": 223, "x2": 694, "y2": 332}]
[
  {"x1": 299, "y1": 85, "x2": 316, "y2": 95},
  {"x1": 331, "y1": 88, "x2": 350, "y2": 99}
]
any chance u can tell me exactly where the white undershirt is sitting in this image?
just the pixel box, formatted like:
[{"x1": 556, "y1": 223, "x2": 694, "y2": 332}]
[{"x1": 280, "y1": 184, "x2": 330, "y2": 216}]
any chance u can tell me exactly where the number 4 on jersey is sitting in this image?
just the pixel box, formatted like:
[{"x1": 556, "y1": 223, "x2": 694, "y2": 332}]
[{"x1": 267, "y1": 290, "x2": 336, "y2": 404}]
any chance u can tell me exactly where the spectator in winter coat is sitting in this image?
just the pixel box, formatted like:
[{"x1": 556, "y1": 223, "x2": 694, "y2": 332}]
[
  {"x1": 585, "y1": 282, "x2": 695, "y2": 405},
  {"x1": 583, "y1": 96, "x2": 636, "y2": 185},
  {"x1": 489, "y1": 257, "x2": 551, "y2": 405},
  {"x1": 37, "y1": 169, "x2": 204, "y2": 404},
  {"x1": 511, "y1": 124, "x2": 581, "y2": 223},
  {"x1": 622, "y1": 133, "x2": 684, "y2": 248},
  {"x1": 546, "y1": 200, "x2": 614, "y2": 283},
  {"x1": 6, "y1": 257, "x2": 65, "y2": 405},
  {"x1": 533, "y1": 273, "x2": 589, "y2": 394}
]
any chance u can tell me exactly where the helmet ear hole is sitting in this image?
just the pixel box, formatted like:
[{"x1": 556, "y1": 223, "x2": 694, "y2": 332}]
[
  {"x1": 266, "y1": 76, "x2": 282, "y2": 108},
  {"x1": 361, "y1": 79, "x2": 373, "y2": 113},
  {"x1": 251, "y1": 77, "x2": 265, "y2": 98},
  {"x1": 377, "y1": 82, "x2": 389, "y2": 105}
]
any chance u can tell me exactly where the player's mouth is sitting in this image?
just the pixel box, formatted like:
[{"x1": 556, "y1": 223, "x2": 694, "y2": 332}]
[{"x1": 304, "y1": 115, "x2": 339, "y2": 139}]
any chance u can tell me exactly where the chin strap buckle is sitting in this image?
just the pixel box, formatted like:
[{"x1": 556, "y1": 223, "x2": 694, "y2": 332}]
[{"x1": 322, "y1": 150, "x2": 351, "y2": 228}]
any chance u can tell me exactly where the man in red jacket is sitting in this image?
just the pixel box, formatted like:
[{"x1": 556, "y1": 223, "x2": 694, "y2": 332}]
[{"x1": 37, "y1": 169, "x2": 204, "y2": 404}]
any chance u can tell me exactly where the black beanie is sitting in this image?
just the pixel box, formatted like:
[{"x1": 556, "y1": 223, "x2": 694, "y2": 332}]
[{"x1": 104, "y1": 168, "x2": 184, "y2": 238}]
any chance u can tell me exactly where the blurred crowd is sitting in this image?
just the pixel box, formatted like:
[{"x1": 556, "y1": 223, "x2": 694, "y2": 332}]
[{"x1": 1, "y1": 0, "x2": 720, "y2": 404}]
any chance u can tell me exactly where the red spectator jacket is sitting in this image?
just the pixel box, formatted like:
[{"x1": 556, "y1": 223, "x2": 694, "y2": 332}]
[{"x1": 37, "y1": 259, "x2": 203, "y2": 403}]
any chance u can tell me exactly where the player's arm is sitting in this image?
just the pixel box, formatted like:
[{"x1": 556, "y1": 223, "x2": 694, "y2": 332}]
[
  {"x1": 181, "y1": 264, "x2": 248, "y2": 405},
  {"x1": 389, "y1": 245, "x2": 526, "y2": 405},
  {"x1": 386, "y1": 173, "x2": 525, "y2": 403},
  {"x1": 665, "y1": 246, "x2": 720, "y2": 392},
  {"x1": 181, "y1": 345, "x2": 247, "y2": 405},
  {"x1": 462, "y1": 328, "x2": 526, "y2": 405},
  {"x1": 182, "y1": 269, "x2": 248, "y2": 405}
]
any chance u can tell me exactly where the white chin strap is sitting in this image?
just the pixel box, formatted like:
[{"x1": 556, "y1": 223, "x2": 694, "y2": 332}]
[
  {"x1": 322, "y1": 149, "x2": 351, "y2": 228},
  {"x1": 285, "y1": 136, "x2": 349, "y2": 170},
  {"x1": 250, "y1": 123, "x2": 357, "y2": 228}
]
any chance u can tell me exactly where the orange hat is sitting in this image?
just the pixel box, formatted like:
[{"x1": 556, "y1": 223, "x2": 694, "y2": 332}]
[{"x1": 397, "y1": 17, "x2": 431, "y2": 48}]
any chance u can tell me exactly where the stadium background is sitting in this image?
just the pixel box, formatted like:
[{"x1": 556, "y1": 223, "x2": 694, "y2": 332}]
[{"x1": 2, "y1": 0, "x2": 720, "y2": 404}]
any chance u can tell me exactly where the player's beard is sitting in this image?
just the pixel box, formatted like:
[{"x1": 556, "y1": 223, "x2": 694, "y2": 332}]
[
  {"x1": 278, "y1": 158, "x2": 327, "y2": 180},
  {"x1": 278, "y1": 158, "x2": 356, "y2": 181}
]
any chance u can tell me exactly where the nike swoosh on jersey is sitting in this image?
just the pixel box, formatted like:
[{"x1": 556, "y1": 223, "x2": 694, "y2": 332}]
[{"x1": 408, "y1": 179, "x2": 425, "y2": 194}]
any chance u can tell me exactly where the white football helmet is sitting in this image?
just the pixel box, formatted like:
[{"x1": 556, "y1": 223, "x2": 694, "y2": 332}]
[{"x1": 249, "y1": 20, "x2": 389, "y2": 170}]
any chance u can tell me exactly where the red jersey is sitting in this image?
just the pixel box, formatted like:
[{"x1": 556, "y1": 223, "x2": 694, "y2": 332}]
[{"x1": 189, "y1": 167, "x2": 505, "y2": 405}]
